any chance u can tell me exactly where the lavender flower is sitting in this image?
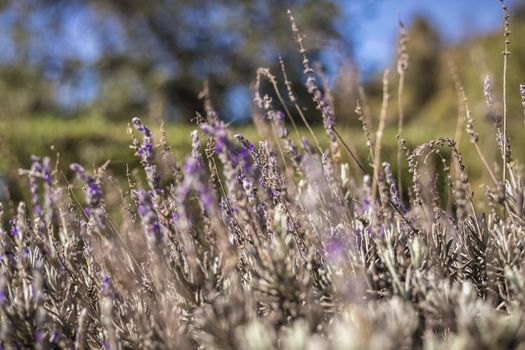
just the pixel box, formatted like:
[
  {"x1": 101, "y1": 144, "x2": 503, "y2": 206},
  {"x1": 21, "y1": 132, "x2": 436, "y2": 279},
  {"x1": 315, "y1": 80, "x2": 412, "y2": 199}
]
[
  {"x1": 40, "y1": 156, "x2": 56, "y2": 225},
  {"x1": 4, "y1": 15, "x2": 525, "y2": 349},
  {"x1": 135, "y1": 189, "x2": 162, "y2": 240},
  {"x1": 70, "y1": 163, "x2": 103, "y2": 208},
  {"x1": 301, "y1": 138, "x2": 314, "y2": 154},
  {"x1": 9, "y1": 219, "x2": 18, "y2": 238},
  {"x1": 234, "y1": 134, "x2": 256, "y2": 155},
  {"x1": 201, "y1": 121, "x2": 252, "y2": 208},
  {"x1": 28, "y1": 156, "x2": 42, "y2": 214},
  {"x1": 178, "y1": 130, "x2": 216, "y2": 214},
  {"x1": 18, "y1": 156, "x2": 55, "y2": 226},
  {"x1": 132, "y1": 117, "x2": 162, "y2": 195},
  {"x1": 239, "y1": 172, "x2": 257, "y2": 207},
  {"x1": 326, "y1": 236, "x2": 345, "y2": 261},
  {"x1": 70, "y1": 163, "x2": 106, "y2": 231},
  {"x1": 307, "y1": 77, "x2": 339, "y2": 162},
  {"x1": 259, "y1": 141, "x2": 286, "y2": 203},
  {"x1": 234, "y1": 134, "x2": 258, "y2": 177}
]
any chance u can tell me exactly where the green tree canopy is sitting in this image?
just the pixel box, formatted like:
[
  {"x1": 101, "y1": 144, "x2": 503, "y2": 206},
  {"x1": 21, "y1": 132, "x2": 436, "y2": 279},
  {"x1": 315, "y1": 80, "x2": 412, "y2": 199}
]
[{"x1": 0, "y1": 0, "x2": 348, "y2": 122}]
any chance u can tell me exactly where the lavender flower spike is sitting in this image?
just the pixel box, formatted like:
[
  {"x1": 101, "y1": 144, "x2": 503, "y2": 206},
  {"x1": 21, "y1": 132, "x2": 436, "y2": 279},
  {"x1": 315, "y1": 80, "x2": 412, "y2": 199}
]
[
  {"x1": 135, "y1": 189, "x2": 162, "y2": 241},
  {"x1": 70, "y1": 163, "x2": 104, "y2": 208},
  {"x1": 18, "y1": 156, "x2": 43, "y2": 216},
  {"x1": 70, "y1": 163, "x2": 106, "y2": 231},
  {"x1": 132, "y1": 117, "x2": 162, "y2": 194},
  {"x1": 178, "y1": 130, "x2": 216, "y2": 213}
]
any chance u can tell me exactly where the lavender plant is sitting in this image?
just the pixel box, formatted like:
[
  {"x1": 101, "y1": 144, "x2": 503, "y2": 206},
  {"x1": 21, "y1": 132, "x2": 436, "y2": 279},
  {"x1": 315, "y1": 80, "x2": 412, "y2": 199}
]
[{"x1": 3, "y1": 3, "x2": 525, "y2": 349}]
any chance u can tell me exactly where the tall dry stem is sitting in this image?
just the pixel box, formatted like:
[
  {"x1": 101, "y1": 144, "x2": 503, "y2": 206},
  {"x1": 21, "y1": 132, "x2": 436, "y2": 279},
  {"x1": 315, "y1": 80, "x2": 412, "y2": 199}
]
[
  {"x1": 500, "y1": 0, "x2": 511, "y2": 190},
  {"x1": 371, "y1": 70, "x2": 390, "y2": 204},
  {"x1": 396, "y1": 18, "x2": 409, "y2": 203}
]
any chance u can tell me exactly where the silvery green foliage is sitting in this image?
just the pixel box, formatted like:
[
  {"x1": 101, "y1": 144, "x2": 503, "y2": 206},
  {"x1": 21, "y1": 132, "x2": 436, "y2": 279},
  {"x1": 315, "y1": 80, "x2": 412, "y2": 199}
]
[
  {"x1": 3, "y1": 7, "x2": 525, "y2": 347},
  {"x1": 3, "y1": 100, "x2": 525, "y2": 349}
]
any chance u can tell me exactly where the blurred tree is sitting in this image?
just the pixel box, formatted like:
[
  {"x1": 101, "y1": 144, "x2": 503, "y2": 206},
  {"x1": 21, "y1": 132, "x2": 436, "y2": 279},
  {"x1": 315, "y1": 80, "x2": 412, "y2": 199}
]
[
  {"x1": 0, "y1": 1, "x2": 57, "y2": 118},
  {"x1": 361, "y1": 16, "x2": 442, "y2": 125},
  {"x1": 332, "y1": 62, "x2": 360, "y2": 125},
  {"x1": 0, "y1": 0, "x2": 347, "y2": 122},
  {"x1": 403, "y1": 16, "x2": 442, "y2": 118},
  {"x1": 90, "y1": 0, "x2": 345, "y2": 122}
]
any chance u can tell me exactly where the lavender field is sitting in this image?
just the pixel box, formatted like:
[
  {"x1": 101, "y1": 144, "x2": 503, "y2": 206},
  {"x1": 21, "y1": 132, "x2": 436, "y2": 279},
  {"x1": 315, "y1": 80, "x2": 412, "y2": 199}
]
[{"x1": 3, "y1": 1, "x2": 525, "y2": 349}]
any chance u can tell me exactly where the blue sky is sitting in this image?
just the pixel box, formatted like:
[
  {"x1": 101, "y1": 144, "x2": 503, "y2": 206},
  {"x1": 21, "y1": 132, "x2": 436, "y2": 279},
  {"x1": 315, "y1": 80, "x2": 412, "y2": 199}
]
[{"x1": 343, "y1": 0, "x2": 518, "y2": 76}]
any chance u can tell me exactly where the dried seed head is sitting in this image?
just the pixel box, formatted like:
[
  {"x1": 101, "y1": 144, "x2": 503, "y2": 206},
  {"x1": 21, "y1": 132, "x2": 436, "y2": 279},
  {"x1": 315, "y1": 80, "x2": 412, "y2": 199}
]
[
  {"x1": 500, "y1": 0, "x2": 511, "y2": 52},
  {"x1": 397, "y1": 19, "x2": 409, "y2": 74},
  {"x1": 462, "y1": 90, "x2": 479, "y2": 144}
]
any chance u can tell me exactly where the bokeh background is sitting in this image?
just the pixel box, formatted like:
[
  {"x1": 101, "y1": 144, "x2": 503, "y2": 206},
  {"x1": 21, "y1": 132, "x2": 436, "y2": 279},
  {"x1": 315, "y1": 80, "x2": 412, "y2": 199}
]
[{"x1": 1, "y1": 0, "x2": 524, "y2": 201}]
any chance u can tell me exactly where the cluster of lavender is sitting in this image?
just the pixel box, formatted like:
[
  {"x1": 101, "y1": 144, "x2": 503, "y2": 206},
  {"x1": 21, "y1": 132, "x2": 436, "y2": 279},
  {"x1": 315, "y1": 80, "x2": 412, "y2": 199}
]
[
  {"x1": 2, "y1": 99, "x2": 525, "y2": 348},
  {"x1": 3, "y1": 5, "x2": 525, "y2": 349}
]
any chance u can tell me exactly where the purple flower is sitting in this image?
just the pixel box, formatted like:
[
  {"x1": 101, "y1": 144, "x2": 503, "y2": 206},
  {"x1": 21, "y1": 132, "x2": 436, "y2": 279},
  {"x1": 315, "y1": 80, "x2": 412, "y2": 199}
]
[
  {"x1": 35, "y1": 330, "x2": 45, "y2": 343},
  {"x1": 29, "y1": 158, "x2": 41, "y2": 207},
  {"x1": 101, "y1": 274, "x2": 112, "y2": 294},
  {"x1": 51, "y1": 331, "x2": 61, "y2": 343},
  {"x1": 19, "y1": 156, "x2": 52, "y2": 220},
  {"x1": 258, "y1": 141, "x2": 286, "y2": 203},
  {"x1": 9, "y1": 219, "x2": 18, "y2": 237},
  {"x1": 132, "y1": 117, "x2": 162, "y2": 194},
  {"x1": 179, "y1": 134, "x2": 217, "y2": 213},
  {"x1": 132, "y1": 117, "x2": 152, "y2": 137},
  {"x1": 33, "y1": 204, "x2": 42, "y2": 215},
  {"x1": 326, "y1": 237, "x2": 345, "y2": 258},
  {"x1": 183, "y1": 157, "x2": 201, "y2": 175},
  {"x1": 70, "y1": 163, "x2": 106, "y2": 230},
  {"x1": 214, "y1": 136, "x2": 225, "y2": 153},
  {"x1": 41, "y1": 157, "x2": 52, "y2": 185},
  {"x1": 86, "y1": 177, "x2": 103, "y2": 207},
  {"x1": 301, "y1": 138, "x2": 314, "y2": 154},
  {"x1": 135, "y1": 189, "x2": 162, "y2": 240},
  {"x1": 70, "y1": 164, "x2": 104, "y2": 208}
]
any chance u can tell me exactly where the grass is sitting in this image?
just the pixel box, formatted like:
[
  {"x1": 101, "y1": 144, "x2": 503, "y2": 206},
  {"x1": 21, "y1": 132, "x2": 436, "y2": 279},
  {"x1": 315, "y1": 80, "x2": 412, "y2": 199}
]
[{"x1": 1, "y1": 112, "x2": 519, "y2": 205}]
